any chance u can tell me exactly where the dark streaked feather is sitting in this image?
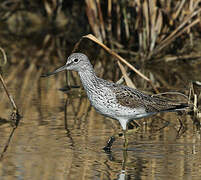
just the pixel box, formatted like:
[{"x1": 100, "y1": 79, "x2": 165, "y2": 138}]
[{"x1": 110, "y1": 85, "x2": 188, "y2": 113}]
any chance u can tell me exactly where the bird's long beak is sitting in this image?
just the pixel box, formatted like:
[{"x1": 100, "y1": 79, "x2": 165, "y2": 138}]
[{"x1": 41, "y1": 64, "x2": 67, "y2": 77}]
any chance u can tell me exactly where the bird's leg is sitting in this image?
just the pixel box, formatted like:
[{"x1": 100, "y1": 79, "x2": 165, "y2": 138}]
[
  {"x1": 103, "y1": 124, "x2": 140, "y2": 152},
  {"x1": 123, "y1": 130, "x2": 128, "y2": 150},
  {"x1": 103, "y1": 128, "x2": 140, "y2": 152},
  {"x1": 122, "y1": 148, "x2": 128, "y2": 171},
  {"x1": 123, "y1": 124, "x2": 140, "y2": 150}
]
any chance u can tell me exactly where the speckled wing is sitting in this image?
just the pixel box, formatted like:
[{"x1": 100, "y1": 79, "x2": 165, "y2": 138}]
[{"x1": 111, "y1": 85, "x2": 188, "y2": 113}]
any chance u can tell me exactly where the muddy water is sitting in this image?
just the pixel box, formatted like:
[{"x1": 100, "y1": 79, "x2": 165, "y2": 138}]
[{"x1": 0, "y1": 73, "x2": 201, "y2": 180}]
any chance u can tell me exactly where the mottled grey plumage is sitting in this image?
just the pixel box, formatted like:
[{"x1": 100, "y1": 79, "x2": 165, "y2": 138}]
[{"x1": 43, "y1": 53, "x2": 188, "y2": 131}]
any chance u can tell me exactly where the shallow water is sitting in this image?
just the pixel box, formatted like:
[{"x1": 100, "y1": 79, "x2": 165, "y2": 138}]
[
  {"x1": 0, "y1": 75, "x2": 201, "y2": 180},
  {"x1": 0, "y1": 2, "x2": 201, "y2": 178}
]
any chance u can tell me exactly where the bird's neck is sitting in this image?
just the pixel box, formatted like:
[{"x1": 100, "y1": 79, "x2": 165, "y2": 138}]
[{"x1": 78, "y1": 69, "x2": 99, "y2": 92}]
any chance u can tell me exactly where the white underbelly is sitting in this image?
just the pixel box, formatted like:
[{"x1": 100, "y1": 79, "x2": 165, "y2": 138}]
[
  {"x1": 91, "y1": 99, "x2": 147, "y2": 120},
  {"x1": 86, "y1": 87, "x2": 148, "y2": 120}
]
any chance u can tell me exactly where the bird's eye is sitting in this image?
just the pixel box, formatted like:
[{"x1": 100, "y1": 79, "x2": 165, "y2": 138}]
[{"x1": 74, "y1": 58, "x2": 79, "y2": 62}]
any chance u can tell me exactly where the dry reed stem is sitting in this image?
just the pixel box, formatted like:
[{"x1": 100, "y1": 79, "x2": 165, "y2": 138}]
[
  {"x1": 188, "y1": 82, "x2": 200, "y2": 123},
  {"x1": 150, "y1": 5, "x2": 163, "y2": 52},
  {"x1": 43, "y1": 0, "x2": 52, "y2": 17},
  {"x1": 79, "y1": 34, "x2": 159, "y2": 93},
  {"x1": 0, "y1": 75, "x2": 17, "y2": 110},
  {"x1": 117, "y1": 61, "x2": 136, "y2": 89},
  {"x1": 0, "y1": 47, "x2": 7, "y2": 66},
  {"x1": 173, "y1": 0, "x2": 186, "y2": 20},
  {"x1": 96, "y1": 0, "x2": 106, "y2": 40},
  {"x1": 0, "y1": 47, "x2": 18, "y2": 113},
  {"x1": 122, "y1": 2, "x2": 130, "y2": 39},
  {"x1": 143, "y1": 0, "x2": 149, "y2": 47},
  {"x1": 194, "y1": 94, "x2": 197, "y2": 113},
  {"x1": 85, "y1": 0, "x2": 103, "y2": 42},
  {"x1": 116, "y1": 2, "x2": 121, "y2": 41},
  {"x1": 154, "y1": 8, "x2": 201, "y2": 54},
  {"x1": 72, "y1": 34, "x2": 158, "y2": 91},
  {"x1": 163, "y1": 54, "x2": 201, "y2": 62},
  {"x1": 85, "y1": 1, "x2": 201, "y2": 61},
  {"x1": 154, "y1": 17, "x2": 200, "y2": 55}
]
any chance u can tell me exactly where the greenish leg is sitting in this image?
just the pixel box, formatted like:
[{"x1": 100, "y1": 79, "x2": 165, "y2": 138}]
[
  {"x1": 123, "y1": 130, "x2": 128, "y2": 150},
  {"x1": 122, "y1": 148, "x2": 128, "y2": 171},
  {"x1": 123, "y1": 126, "x2": 140, "y2": 150}
]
